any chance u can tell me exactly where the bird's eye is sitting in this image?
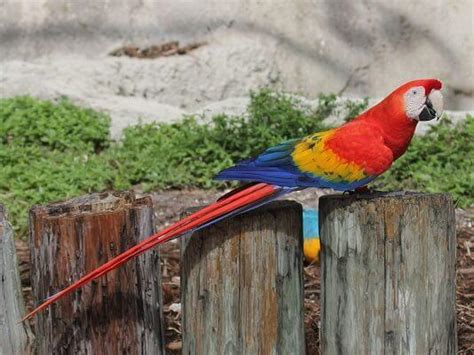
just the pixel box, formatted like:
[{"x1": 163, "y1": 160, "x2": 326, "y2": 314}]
[{"x1": 412, "y1": 89, "x2": 417, "y2": 95}]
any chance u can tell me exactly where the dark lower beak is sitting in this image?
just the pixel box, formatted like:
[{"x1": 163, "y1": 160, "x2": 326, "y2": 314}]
[{"x1": 418, "y1": 98, "x2": 438, "y2": 121}]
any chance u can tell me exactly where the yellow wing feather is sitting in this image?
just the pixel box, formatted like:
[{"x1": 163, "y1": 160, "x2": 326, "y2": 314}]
[{"x1": 291, "y1": 130, "x2": 367, "y2": 182}]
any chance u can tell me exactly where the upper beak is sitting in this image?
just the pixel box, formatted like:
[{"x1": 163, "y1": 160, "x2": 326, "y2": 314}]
[{"x1": 419, "y1": 89, "x2": 444, "y2": 121}]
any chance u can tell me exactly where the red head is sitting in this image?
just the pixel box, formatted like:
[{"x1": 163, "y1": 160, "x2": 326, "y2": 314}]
[
  {"x1": 376, "y1": 78, "x2": 443, "y2": 121},
  {"x1": 356, "y1": 78, "x2": 444, "y2": 159},
  {"x1": 394, "y1": 78, "x2": 442, "y2": 96}
]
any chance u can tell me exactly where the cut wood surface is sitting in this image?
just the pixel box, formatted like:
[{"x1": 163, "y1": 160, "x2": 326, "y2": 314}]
[
  {"x1": 181, "y1": 200, "x2": 305, "y2": 354},
  {"x1": 29, "y1": 191, "x2": 164, "y2": 354},
  {"x1": 319, "y1": 192, "x2": 457, "y2": 354},
  {"x1": 0, "y1": 205, "x2": 34, "y2": 354}
]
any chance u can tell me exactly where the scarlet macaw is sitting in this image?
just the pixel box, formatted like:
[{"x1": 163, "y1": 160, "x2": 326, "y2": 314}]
[{"x1": 24, "y1": 79, "x2": 444, "y2": 320}]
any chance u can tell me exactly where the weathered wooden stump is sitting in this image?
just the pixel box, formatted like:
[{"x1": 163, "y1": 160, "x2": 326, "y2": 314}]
[
  {"x1": 0, "y1": 205, "x2": 34, "y2": 354},
  {"x1": 29, "y1": 192, "x2": 165, "y2": 354},
  {"x1": 319, "y1": 192, "x2": 457, "y2": 354},
  {"x1": 181, "y1": 200, "x2": 305, "y2": 354}
]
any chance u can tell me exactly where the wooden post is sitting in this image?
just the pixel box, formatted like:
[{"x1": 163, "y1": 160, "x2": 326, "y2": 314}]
[
  {"x1": 181, "y1": 200, "x2": 305, "y2": 354},
  {"x1": 0, "y1": 205, "x2": 34, "y2": 354},
  {"x1": 319, "y1": 193, "x2": 457, "y2": 354},
  {"x1": 29, "y1": 191, "x2": 165, "y2": 354}
]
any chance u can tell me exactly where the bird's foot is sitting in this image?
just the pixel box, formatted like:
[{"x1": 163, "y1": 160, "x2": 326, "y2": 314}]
[
  {"x1": 354, "y1": 186, "x2": 372, "y2": 194},
  {"x1": 345, "y1": 186, "x2": 381, "y2": 195}
]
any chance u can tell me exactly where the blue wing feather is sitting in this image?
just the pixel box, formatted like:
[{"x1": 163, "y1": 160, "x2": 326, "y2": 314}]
[
  {"x1": 214, "y1": 138, "x2": 375, "y2": 190},
  {"x1": 215, "y1": 139, "x2": 300, "y2": 185}
]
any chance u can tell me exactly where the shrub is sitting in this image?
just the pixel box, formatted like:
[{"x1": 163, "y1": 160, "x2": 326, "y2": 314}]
[
  {"x1": 0, "y1": 93, "x2": 472, "y2": 237},
  {"x1": 0, "y1": 96, "x2": 112, "y2": 234},
  {"x1": 0, "y1": 96, "x2": 110, "y2": 152},
  {"x1": 0, "y1": 145, "x2": 115, "y2": 234},
  {"x1": 108, "y1": 90, "x2": 338, "y2": 190}
]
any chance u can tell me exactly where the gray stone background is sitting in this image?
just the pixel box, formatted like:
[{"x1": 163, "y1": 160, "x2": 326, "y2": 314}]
[{"x1": 0, "y1": 0, "x2": 473, "y2": 138}]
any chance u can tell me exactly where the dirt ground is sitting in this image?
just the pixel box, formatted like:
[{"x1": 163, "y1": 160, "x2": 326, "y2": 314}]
[{"x1": 17, "y1": 189, "x2": 473, "y2": 353}]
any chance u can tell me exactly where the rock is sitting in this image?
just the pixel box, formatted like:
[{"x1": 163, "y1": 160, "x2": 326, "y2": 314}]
[
  {"x1": 1, "y1": 0, "x2": 472, "y2": 109},
  {"x1": 0, "y1": 41, "x2": 278, "y2": 111},
  {"x1": 194, "y1": 97, "x2": 250, "y2": 120},
  {"x1": 85, "y1": 96, "x2": 186, "y2": 140}
]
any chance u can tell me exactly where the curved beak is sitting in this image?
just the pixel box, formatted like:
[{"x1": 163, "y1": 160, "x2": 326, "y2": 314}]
[
  {"x1": 419, "y1": 90, "x2": 443, "y2": 121},
  {"x1": 418, "y1": 98, "x2": 438, "y2": 121}
]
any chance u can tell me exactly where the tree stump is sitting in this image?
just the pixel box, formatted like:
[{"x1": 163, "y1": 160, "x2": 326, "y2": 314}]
[
  {"x1": 0, "y1": 205, "x2": 34, "y2": 354},
  {"x1": 181, "y1": 200, "x2": 305, "y2": 354},
  {"x1": 29, "y1": 191, "x2": 165, "y2": 354},
  {"x1": 319, "y1": 192, "x2": 457, "y2": 354}
]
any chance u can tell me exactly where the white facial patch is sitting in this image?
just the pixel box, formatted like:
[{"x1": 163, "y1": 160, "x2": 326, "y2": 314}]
[
  {"x1": 404, "y1": 86, "x2": 426, "y2": 119},
  {"x1": 428, "y1": 90, "x2": 444, "y2": 117}
]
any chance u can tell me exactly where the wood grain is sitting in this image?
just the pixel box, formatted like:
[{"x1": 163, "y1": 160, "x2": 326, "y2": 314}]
[
  {"x1": 0, "y1": 205, "x2": 34, "y2": 354},
  {"x1": 29, "y1": 191, "x2": 164, "y2": 354},
  {"x1": 181, "y1": 200, "x2": 305, "y2": 354},
  {"x1": 319, "y1": 192, "x2": 457, "y2": 354}
]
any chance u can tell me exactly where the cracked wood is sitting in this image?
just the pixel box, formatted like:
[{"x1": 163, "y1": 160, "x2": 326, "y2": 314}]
[
  {"x1": 181, "y1": 200, "x2": 305, "y2": 354},
  {"x1": 29, "y1": 191, "x2": 164, "y2": 354},
  {"x1": 319, "y1": 193, "x2": 457, "y2": 354}
]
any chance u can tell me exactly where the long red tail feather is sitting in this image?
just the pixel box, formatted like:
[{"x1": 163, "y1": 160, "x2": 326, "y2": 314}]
[{"x1": 23, "y1": 183, "x2": 280, "y2": 321}]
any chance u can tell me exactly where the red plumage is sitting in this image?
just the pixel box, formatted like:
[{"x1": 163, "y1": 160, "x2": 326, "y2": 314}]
[{"x1": 22, "y1": 183, "x2": 280, "y2": 321}]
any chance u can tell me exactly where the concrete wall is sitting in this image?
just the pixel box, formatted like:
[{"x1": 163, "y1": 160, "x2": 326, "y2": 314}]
[{"x1": 1, "y1": 0, "x2": 473, "y2": 109}]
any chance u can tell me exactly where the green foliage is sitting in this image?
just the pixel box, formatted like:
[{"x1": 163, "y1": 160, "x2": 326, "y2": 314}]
[
  {"x1": 108, "y1": 117, "x2": 235, "y2": 190},
  {"x1": 0, "y1": 93, "x2": 472, "y2": 237},
  {"x1": 108, "y1": 90, "x2": 334, "y2": 190},
  {"x1": 0, "y1": 91, "x2": 337, "y2": 235},
  {"x1": 0, "y1": 96, "x2": 110, "y2": 152},
  {"x1": 0, "y1": 146, "x2": 114, "y2": 231},
  {"x1": 0, "y1": 96, "x2": 113, "y2": 235},
  {"x1": 378, "y1": 116, "x2": 474, "y2": 207}
]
